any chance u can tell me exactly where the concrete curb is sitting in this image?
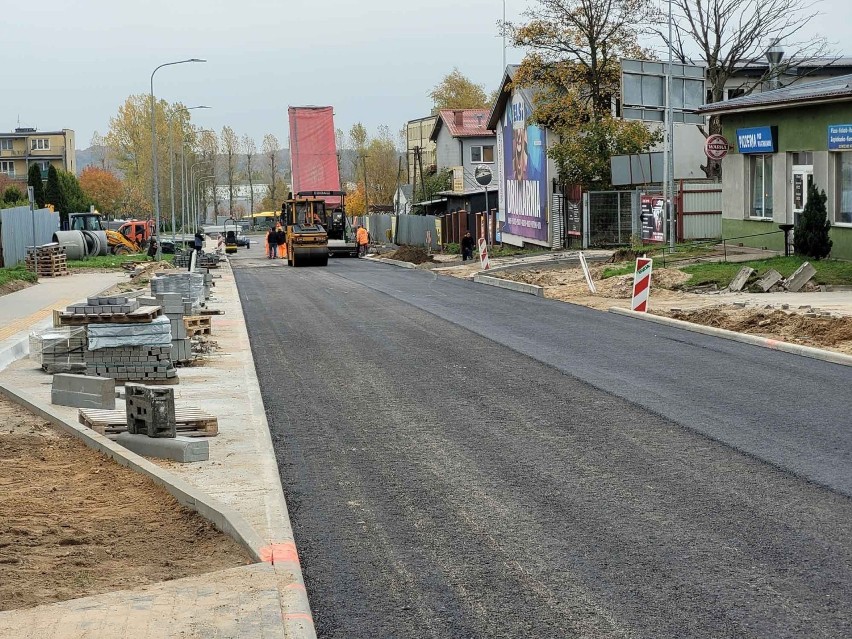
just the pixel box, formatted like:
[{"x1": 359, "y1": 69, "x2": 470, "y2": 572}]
[
  {"x1": 0, "y1": 317, "x2": 51, "y2": 373},
  {"x1": 364, "y1": 255, "x2": 416, "y2": 269},
  {"x1": 0, "y1": 382, "x2": 268, "y2": 557},
  {"x1": 609, "y1": 307, "x2": 852, "y2": 367},
  {"x1": 473, "y1": 273, "x2": 545, "y2": 297}
]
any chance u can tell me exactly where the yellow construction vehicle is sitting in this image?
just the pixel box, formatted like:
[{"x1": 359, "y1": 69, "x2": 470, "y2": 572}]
[
  {"x1": 280, "y1": 194, "x2": 329, "y2": 267},
  {"x1": 69, "y1": 213, "x2": 152, "y2": 255}
]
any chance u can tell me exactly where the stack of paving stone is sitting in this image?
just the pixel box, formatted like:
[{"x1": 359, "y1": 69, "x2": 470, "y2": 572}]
[
  {"x1": 150, "y1": 272, "x2": 205, "y2": 313},
  {"x1": 173, "y1": 250, "x2": 222, "y2": 269},
  {"x1": 137, "y1": 292, "x2": 193, "y2": 364},
  {"x1": 60, "y1": 296, "x2": 178, "y2": 383},
  {"x1": 66, "y1": 295, "x2": 140, "y2": 316},
  {"x1": 85, "y1": 344, "x2": 176, "y2": 382},
  {"x1": 30, "y1": 327, "x2": 87, "y2": 374}
]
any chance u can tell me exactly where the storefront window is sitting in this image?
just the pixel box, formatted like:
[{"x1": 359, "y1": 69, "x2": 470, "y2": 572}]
[
  {"x1": 751, "y1": 155, "x2": 773, "y2": 218},
  {"x1": 839, "y1": 152, "x2": 852, "y2": 224}
]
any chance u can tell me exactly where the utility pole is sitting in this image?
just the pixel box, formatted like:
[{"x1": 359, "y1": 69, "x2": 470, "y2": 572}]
[{"x1": 362, "y1": 154, "x2": 369, "y2": 217}]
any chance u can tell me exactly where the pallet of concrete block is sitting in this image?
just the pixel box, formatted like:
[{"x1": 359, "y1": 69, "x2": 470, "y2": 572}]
[
  {"x1": 183, "y1": 315, "x2": 212, "y2": 337},
  {"x1": 26, "y1": 243, "x2": 70, "y2": 277},
  {"x1": 78, "y1": 406, "x2": 218, "y2": 438},
  {"x1": 29, "y1": 326, "x2": 87, "y2": 374},
  {"x1": 60, "y1": 295, "x2": 162, "y2": 325}
]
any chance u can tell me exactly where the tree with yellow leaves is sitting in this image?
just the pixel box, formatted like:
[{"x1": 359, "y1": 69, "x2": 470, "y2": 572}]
[{"x1": 504, "y1": 0, "x2": 660, "y2": 188}]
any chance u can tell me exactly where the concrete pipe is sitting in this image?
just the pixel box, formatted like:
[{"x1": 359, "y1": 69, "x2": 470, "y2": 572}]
[
  {"x1": 52, "y1": 231, "x2": 86, "y2": 260},
  {"x1": 92, "y1": 231, "x2": 109, "y2": 256},
  {"x1": 81, "y1": 230, "x2": 99, "y2": 258}
]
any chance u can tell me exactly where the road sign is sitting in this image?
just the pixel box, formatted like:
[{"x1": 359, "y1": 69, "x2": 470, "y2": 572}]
[
  {"x1": 478, "y1": 237, "x2": 490, "y2": 270},
  {"x1": 474, "y1": 165, "x2": 493, "y2": 186},
  {"x1": 704, "y1": 134, "x2": 729, "y2": 161},
  {"x1": 631, "y1": 257, "x2": 654, "y2": 312}
]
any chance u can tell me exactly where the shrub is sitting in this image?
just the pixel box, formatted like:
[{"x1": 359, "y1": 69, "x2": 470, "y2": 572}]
[{"x1": 794, "y1": 184, "x2": 832, "y2": 260}]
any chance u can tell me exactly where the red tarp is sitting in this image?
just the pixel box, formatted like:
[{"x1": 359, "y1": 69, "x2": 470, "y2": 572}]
[{"x1": 288, "y1": 106, "x2": 341, "y2": 207}]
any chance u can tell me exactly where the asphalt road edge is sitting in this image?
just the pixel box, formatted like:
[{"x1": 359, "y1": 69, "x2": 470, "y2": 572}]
[
  {"x1": 609, "y1": 306, "x2": 852, "y2": 367},
  {"x1": 364, "y1": 255, "x2": 416, "y2": 269}
]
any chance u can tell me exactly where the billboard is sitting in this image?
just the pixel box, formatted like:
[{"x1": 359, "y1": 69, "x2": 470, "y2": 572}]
[
  {"x1": 501, "y1": 91, "x2": 548, "y2": 242},
  {"x1": 640, "y1": 194, "x2": 665, "y2": 243}
]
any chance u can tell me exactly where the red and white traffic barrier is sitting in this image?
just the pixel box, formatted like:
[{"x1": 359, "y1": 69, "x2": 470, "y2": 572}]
[
  {"x1": 631, "y1": 257, "x2": 653, "y2": 312},
  {"x1": 478, "y1": 237, "x2": 490, "y2": 270}
]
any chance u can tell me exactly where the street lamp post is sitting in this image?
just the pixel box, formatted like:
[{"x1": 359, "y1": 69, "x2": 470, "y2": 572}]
[
  {"x1": 150, "y1": 58, "x2": 205, "y2": 259},
  {"x1": 170, "y1": 107, "x2": 211, "y2": 246},
  {"x1": 196, "y1": 176, "x2": 215, "y2": 235}
]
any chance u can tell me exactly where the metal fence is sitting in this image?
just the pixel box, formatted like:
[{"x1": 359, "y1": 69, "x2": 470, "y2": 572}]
[
  {"x1": 680, "y1": 182, "x2": 722, "y2": 240},
  {"x1": 364, "y1": 214, "x2": 439, "y2": 250},
  {"x1": 0, "y1": 205, "x2": 61, "y2": 267},
  {"x1": 583, "y1": 191, "x2": 638, "y2": 247}
]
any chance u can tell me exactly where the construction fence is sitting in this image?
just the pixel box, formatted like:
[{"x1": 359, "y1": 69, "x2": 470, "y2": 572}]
[
  {"x1": 0, "y1": 205, "x2": 61, "y2": 267},
  {"x1": 362, "y1": 214, "x2": 440, "y2": 250}
]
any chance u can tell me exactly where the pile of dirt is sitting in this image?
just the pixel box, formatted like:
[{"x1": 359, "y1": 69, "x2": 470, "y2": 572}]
[
  {"x1": 0, "y1": 395, "x2": 250, "y2": 611},
  {"x1": 387, "y1": 246, "x2": 434, "y2": 265},
  {"x1": 660, "y1": 307, "x2": 852, "y2": 353}
]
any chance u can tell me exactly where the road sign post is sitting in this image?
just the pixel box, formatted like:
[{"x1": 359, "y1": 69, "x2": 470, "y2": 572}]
[{"x1": 475, "y1": 165, "x2": 493, "y2": 246}]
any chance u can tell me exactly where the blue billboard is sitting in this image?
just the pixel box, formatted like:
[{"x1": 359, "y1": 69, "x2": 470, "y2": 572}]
[
  {"x1": 736, "y1": 126, "x2": 777, "y2": 154},
  {"x1": 501, "y1": 91, "x2": 549, "y2": 243},
  {"x1": 828, "y1": 124, "x2": 852, "y2": 150}
]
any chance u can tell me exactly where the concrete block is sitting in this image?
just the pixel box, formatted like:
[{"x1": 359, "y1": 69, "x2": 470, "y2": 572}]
[
  {"x1": 51, "y1": 374, "x2": 115, "y2": 409},
  {"x1": 114, "y1": 433, "x2": 209, "y2": 462},
  {"x1": 728, "y1": 266, "x2": 755, "y2": 292},
  {"x1": 785, "y1": 261, "x2": 817, "y2": 292},
  {"x1": 752, "y1": 269, "x2": 783, "y2": 292},
  {"x1": 126, "y1": 383, "x2": 176, "y2": 437}
]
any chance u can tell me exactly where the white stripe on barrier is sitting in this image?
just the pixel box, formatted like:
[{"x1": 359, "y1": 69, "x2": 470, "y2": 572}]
[{"x1": 478, "y1": 237, "x2": 490, "y2": 270}]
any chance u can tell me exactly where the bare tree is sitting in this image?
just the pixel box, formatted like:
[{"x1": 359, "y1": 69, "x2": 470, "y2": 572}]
[
  {"x1": 650, "y1": 0, "x2": 834, "y2": 177},
  {"x1": 242, "y1": 134, "x2": 257, "y2": 218},
  {"x1": 90, "y1": 131, "x2": 109, "y2": 170},
  {"x1": 199, "y1": 130, "x2": 219, "y2": 222},
  {"x1": 220, "y1": 126, "x2": 240, "y2": 217},
  {"x1": 262, "y1": 133, "x2": 281, "y2": 205}
]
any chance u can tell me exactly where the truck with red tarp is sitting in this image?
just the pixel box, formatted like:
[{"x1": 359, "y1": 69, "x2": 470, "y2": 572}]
[{"x1": 288, "y1": 106, "x2": 357, "y2": 257}]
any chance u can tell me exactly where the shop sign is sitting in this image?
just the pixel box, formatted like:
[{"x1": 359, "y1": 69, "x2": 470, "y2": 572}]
[
  {"x1": 828, "y1": 124, "x2": 852, "y2": 150},
  {"x1": 736, "y1": 126, "x2": 777, "y2": 154},
  {"x1": 704, "y1": 134, "x2": 729, "y2": 161}
]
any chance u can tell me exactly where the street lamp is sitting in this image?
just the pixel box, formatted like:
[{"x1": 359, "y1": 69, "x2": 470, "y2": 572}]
[
  {"x1": 150, "y1": 58, "x2": 206, "y2": 259},
  {"x1": 185, "y1": 129, "x2": 215, "y2": 238},
  {"x1": 169, "y1": 106, "x2": 211, "y2": 245},
  {"x1": 766, "y1": 40, "x2": 785, "y2": 90},
  {"x1": 196, "y1": 176, "x2": 215, "y2": 234}
]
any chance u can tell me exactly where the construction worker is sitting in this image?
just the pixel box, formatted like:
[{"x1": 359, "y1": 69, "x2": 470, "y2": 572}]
[
  {"x1": 266, "y1": 227, "x2": 276, "y2": 259},
  {"x1": 275, "y1": 224, "x2": 287, "y2": 259},
  {"x1": 356, "y1": 225, "x2": 369, "y2": 257}
]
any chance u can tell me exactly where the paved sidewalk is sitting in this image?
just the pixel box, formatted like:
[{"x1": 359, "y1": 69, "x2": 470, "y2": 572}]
[
  {"x1": 0, "y1": 259, "x2": 314, "y2": 638},
  {"x1": 0, "y1": 272, "x2": 124, "y2": 370}
]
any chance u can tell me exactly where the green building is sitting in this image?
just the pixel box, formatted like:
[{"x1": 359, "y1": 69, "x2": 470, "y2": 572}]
[{"x1": 699, "y1": 76, "x2": 852, "y2": 260}]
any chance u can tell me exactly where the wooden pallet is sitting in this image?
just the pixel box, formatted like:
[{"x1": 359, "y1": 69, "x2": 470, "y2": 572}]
[
  {"x1": 58, "y1": 305, "x2": 163, "y2": 325},
  {"x1": 183, "y1": 315, "x2": 212, "y2": 337},
  {"x1": 79, "y1": 406, "x2": 218, "y2": 437}
]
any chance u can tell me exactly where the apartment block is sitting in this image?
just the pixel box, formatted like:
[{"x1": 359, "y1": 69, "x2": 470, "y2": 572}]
[{"x1": 0, "y1": 127, "x2": 76, "y2": 182}]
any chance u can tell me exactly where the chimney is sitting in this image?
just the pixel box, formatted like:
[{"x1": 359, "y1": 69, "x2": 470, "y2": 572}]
[{"x1": 454, "y1": 110, "x2": 464, "y2": 127}]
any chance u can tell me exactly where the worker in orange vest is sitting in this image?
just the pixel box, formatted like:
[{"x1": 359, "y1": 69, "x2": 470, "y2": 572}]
[{"x1": 356, "y1": 225, "x2": 369, "y2": 257}]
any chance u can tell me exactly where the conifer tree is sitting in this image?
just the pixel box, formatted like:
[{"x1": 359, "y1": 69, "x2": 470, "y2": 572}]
[
  {"x1": 794, "y1": 183, "x2": 832, "y2": 260},
  {"x1": 27, "y1": 163, "x2": 45, "y2": 208}
]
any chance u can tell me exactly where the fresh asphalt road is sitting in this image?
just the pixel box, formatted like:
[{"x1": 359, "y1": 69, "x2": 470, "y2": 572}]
[{"x1": 233, "y1": 253, "x2": 852, "y2": 639}]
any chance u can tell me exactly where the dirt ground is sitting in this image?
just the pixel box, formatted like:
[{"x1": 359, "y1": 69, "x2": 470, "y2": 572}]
[
  {"x1": 0, "y1": 280, "x2": 35, "y2": 298},
  {"x1": 491, "y1": 264, "x2": 852, "y2": 355},
  {"x1": 386, "y1": 246, "x2": 435, "y2": 265},
  {"x1": 0, "y1": 394, "x2": 251, "y2": 611}
]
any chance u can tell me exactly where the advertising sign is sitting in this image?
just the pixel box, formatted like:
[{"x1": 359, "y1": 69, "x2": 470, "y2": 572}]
[
  {"x1": 452, "y1": 167, "x2": 464, "y2": 193},
  {"x1": 828, "y1": 124, "x2": 852, "y2": 150},
  {"x1": 736, "y1": 126, "x2": 777, "y2": 154},
  {"x1": 704, "y1": 134, "x2": 729, "y2": 161},
  {"x1": 640, "y1": 194, "x2": 665, "y2": 243},
  {"x1": 502, "y1": 91, "x2": 548, "y2": 242}
]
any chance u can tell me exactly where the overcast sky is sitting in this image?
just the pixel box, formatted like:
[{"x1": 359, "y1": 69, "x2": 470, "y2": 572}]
[{"x1": 3, "y1": 0, "x2": 847, "y2": 151}]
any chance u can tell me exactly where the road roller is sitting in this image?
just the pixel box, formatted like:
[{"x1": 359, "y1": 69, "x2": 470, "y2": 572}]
[{"x1": 281, "y1": 194, "x2": 329, "y2": 267}]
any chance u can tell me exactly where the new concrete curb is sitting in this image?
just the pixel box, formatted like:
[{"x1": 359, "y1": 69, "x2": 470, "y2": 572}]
[
  {"x1": 473, "y1": 273, "x2": 545, "y2": 297},
  {"x1": 0, "y1": 317, "x2": 50, "y2": 372},
  {"x1": 364, "y1": 255, "x2": 416, "y2": 269},
  {"x1": 0, "y1": 382, "x2": 268, "y2": 558},
  {"x1": 609, "y1": 307, "x2": 852, "y2": 367}
]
